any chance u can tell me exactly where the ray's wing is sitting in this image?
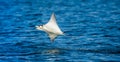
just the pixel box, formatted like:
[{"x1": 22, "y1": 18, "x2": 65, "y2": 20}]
[
  {"x1": 44, "y1": 13, "x2": 63, "y2": 34},
  {"x1": 48, "y1": 32, "x2": 58, "y2": 41},
  {"x1": 45, "y1": 13, "x2": 57, "y2": 26}
]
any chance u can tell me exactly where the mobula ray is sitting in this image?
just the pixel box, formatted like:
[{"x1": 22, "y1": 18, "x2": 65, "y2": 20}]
[{"x1": 36, "y1": 13, "x2": 64, "y2": 41}]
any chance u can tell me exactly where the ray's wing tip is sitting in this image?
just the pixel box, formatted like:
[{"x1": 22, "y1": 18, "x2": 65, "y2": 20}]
[
  {"x1": 52, "y1": 12, "x2": 55, "y2": 14},
  {"x1": 52, "y1": 12, "x2": 55, "y2": 16}
]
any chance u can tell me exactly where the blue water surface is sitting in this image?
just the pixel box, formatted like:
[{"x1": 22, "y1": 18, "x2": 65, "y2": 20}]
[{"x1": 0, "y1": 0, "x2": 120, "y2": 62}]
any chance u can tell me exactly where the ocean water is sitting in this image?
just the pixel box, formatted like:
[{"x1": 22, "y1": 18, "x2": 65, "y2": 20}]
[{"x1": 0, "y1": 0, "x2": 120, "y2": 62}]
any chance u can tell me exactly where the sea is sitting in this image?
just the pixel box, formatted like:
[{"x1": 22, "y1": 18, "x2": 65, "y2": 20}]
[{"x1": 0, "y1": 0, "x2": 120, "y2": 62}]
